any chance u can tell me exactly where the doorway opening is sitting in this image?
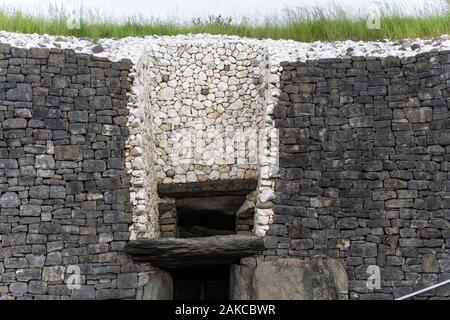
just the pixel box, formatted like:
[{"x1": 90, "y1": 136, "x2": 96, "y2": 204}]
[
  {"x1": 176, "y1": 195, "x2": 244, "y2": 238},
  {"x1": 172, "y1": 265, "x2": 230, "y2": 300},
  {"x1": 157, "y1": 180, "x2": 258, "y2": 238}
]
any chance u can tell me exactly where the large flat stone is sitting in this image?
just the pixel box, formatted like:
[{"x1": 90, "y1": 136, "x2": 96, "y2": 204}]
[
  {"x1": 230, "y1": 264, "x2": 254, "y2": 300},
  {"x1": 126, "y1": 235, "x2": 265, "y2": 268},
  {"x1": 54, "y1": 145, "x2": 83, "y2": 161},
  {"x1": 158, "y1": 179, "x2": 258, "y2": 197},
  {"x1": 0, "y1": 192, "x2": 20, "y2": 208},
  {"x1": 6, "y1": 83, "x2": 32, "y2": 102},
  {"x1": 137, "y1": 269, "x2": 173, "y2": 300},
  {"x1": 252, "y1": 258, "x2": 348, "y2": 300}
]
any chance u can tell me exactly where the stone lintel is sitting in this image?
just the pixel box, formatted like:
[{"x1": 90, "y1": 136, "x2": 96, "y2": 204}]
[
  {"x1": 126, "y1": 235, "x2": 264, "y2": 269},
  {"x1": 157, "y1": 179, "x2": 258, "y2": 198}
]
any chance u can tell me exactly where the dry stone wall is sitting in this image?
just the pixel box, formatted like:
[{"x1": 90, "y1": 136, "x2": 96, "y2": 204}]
[
  {"x1": 147, "y1": 41, "x2": 266, "y2": 184},
  {"x1": 272, "y1": 50, "x2": 450, "y2": 299},
  {"x1": 1, "y1": 34, "x2": 450, "y2": 300},
  {"x1": 0, "y1": 44, "x2": 153, "y2": 299}
]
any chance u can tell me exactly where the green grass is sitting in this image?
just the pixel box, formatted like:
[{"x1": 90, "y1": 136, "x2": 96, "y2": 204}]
[{"x1": 0, "y1": 3, "x2": 449, "y2": 42}]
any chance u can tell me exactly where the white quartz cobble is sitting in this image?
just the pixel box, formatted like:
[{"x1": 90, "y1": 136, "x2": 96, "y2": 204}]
[{"x1": 0, "y1": 30, "x2": 448, "y2": 64}]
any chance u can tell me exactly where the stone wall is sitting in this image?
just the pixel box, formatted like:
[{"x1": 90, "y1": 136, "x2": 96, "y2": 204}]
[
  {"x1": 0, "y1": 44, "x2": 152, "y2": 299},
  {"x1": 127, "y1": 40, "x2": 274, "y2": 238},
  {"x1": 2, "y1": 35, "x2": 450, "y2": 300},
  {"x1": 146, "y1": 41, "x2": 266, "y2": 184},
  {"x1": 126, "y1": 58, "x2": 160, "y2": 240},
  {"x1": 271, "y1": 50, "x2": 450, "y2": 299}
]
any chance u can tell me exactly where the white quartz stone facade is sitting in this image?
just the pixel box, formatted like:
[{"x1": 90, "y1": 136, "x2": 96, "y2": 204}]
[
  {"x1": 147, "y1": 40, "x2": 267, "y2": 184},
  {"x1": 126, "y1": 40, "x2": 276, "y2": 238},
  {"x1": 126, "y1": 62, "x2": 160, "y2": 239}
]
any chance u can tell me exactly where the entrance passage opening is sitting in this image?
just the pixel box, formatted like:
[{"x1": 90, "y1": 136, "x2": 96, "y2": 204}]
[
  {"x1": 176, "y1": 195, "x2": 245, "y2": 238},
  {"x1": 172, "y1": 265, "x2": 230, "y2": 300},
  {"x1": 157, "y1": 180, "x2": 259, "y2": 238},
  {"x1": 139, "y1": 180, "x2": 263, "y2": 300}
]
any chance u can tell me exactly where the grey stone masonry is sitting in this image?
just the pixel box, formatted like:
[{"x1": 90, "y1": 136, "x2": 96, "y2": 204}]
[
  {"x1": 2, "y1": 38, "x2": 450, "y2": 300},
  {"x1": 0, "y1": 44, "x2": 152, "y2": 300},
  {"x1": 272, "y1": 50, "x2": 450, "y2": 300}
]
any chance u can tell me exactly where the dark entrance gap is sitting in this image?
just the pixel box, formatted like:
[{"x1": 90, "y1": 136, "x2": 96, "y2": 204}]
[
  {"x1": 176, "y1": 195, "x2": 246, "y2": 238},
  {"x1": 172, "y1": 265, "x2": 230, "y2": 300},
  {"x1": 158, "y1": 179, "x2": 258, "y2": 198}
]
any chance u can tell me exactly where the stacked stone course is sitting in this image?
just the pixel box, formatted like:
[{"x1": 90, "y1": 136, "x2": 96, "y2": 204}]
[
  {"x1": 0, "y1": 44, "x2": 152, "y2": 299},
  {"x1": 272, "y1": 50, "x2": 450, "y2": 299},
  {"x1": 147, "y1": 41, "x2": 266, "y2": 184},
  {"x1": 1, "y1": 37, "x2": 450, "y2": 300}
]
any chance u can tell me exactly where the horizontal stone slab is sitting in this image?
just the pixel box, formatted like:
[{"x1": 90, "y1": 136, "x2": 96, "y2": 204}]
[{"x1": 126, "y1": 235, "x2": 265, "y2": 269}]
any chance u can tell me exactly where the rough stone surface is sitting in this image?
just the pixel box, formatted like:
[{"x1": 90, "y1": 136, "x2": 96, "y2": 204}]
[
  {"x1": 252, "y1": 258, "x2": 348, "y2": 300},
  {"x1": 230, "y1": 264, "x2": 254, "y2": 300},
  {"x1": 0, "y1": 192, "x2": 20, "y2": 208},
  {"x1": 126, "y1": 235, "x2": 265, "y2": 268},
  {"x1": 273, "y1": 50, "x2": 450, "y2": 300},
  {"x1": 136, "y1": 270, "x2": 173, "y2": 300}
]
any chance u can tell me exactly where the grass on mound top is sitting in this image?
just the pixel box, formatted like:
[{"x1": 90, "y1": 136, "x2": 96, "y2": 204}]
[{"x1": 0, "y1": 3, "x2": 449, "y2": 42}]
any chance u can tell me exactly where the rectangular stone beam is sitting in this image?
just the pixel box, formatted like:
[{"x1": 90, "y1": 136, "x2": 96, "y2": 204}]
[
  {"x1": 157, "y1": 179, "x2": 258, "y2": 197},
  {"x1": 126, "y1": 235, "x2": 265, "y2": 269}
]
